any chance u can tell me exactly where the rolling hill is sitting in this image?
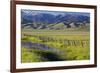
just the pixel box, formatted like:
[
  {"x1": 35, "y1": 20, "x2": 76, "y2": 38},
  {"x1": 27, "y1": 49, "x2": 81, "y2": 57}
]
[{"x1": 21, "y1": 10, "x2": 90, "y2": 30}]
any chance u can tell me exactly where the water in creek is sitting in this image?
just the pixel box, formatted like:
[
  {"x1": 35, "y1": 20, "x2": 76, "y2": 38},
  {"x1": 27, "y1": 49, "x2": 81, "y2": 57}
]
[{"x1": 21, "y1": 41, "x2": 65, "y2": 61}]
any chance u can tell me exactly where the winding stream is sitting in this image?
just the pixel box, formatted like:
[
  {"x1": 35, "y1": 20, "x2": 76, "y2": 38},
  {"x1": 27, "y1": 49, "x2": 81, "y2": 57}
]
[{"x1": 21, "y1": 41, "x2": 63, "y2": 54}]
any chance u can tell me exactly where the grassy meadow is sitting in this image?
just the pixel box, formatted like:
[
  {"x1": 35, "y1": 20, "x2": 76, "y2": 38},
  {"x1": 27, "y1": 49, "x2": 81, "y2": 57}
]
[{"x1": 21, "y1": 29, "x2": 90, "y2": 63}]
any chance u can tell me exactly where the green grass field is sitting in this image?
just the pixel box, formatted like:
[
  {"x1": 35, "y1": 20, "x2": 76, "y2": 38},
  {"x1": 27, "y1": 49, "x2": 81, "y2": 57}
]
[{"x1": 21, "y1": 29, "x2": 90, "y2": 63}]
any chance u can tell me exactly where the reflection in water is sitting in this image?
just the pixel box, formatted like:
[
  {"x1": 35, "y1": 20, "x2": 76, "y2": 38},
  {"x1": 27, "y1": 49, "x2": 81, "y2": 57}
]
[{"x1": 22, "y1": 41, "x2": 63, "y2": 54}]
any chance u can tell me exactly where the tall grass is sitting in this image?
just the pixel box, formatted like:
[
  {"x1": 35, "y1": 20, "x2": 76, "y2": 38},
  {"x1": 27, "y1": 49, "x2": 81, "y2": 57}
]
[{"x1": 21, "y1": 29, "x2": 90, "y2": 63}]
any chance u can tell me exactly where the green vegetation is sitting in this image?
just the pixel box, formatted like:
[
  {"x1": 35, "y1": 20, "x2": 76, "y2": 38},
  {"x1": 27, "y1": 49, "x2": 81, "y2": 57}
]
[
  {"x1": 21, "y1": 29, "x2": 90, "y2": 63},
  {"x1": 22, "y1": 47, "x2": 41, "y2": 62}
]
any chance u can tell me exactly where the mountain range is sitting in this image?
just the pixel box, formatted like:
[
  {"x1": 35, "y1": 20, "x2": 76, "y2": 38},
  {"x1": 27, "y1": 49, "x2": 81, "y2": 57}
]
[{"x1": 21, "y1": 10, "x2": 90, "y2": 29}]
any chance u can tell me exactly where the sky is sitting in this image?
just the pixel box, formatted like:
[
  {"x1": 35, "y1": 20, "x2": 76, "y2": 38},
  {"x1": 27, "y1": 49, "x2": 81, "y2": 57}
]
[{"x1": 21, "y1": 9, "x2": 90, "y2": 17}]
